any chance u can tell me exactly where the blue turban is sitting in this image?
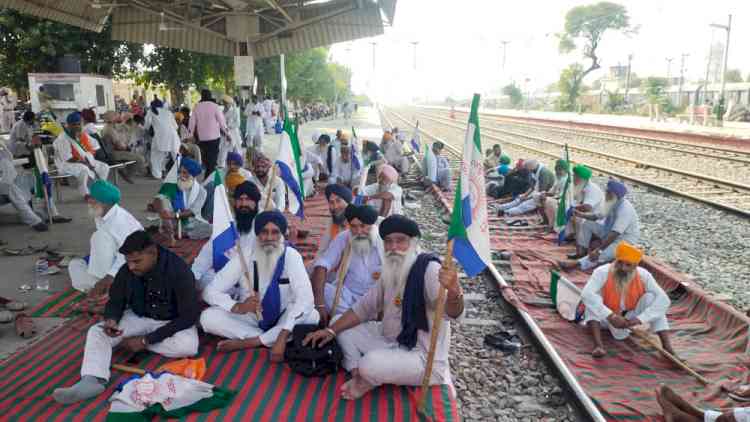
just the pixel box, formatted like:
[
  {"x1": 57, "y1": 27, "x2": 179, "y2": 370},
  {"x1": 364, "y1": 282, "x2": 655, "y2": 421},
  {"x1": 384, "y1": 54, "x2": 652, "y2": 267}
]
[
  {"x1": 345, "y1": 204, "x2": 378, "y2": 225},
  {"x1": 179, "y1": 157, "x2": 202, "y2": 177},
  {"x1": 227, "y1": 151, "x2": 243, "y2": 166},
  {"x1": 66, "y1": 111, "x2": 82, "y2": 124},
  {"x1": 233, "y1": 181, "x2": 261, "y2": 202},
  {"x1": 379, "y1": 214, "x2": 420, "y2": 239},
  {"x1": 324, "y1": 184, "x2": 353, "y2": 204},
  {"x1": 607, "y1": 180, "x2": 627, "y2": 198},
  {"x1": 254, "y1": 210, "x2": 288, "y2": 235},
  {"x1": 497, "y1": 164, "x2": 511, "y2": 176}
]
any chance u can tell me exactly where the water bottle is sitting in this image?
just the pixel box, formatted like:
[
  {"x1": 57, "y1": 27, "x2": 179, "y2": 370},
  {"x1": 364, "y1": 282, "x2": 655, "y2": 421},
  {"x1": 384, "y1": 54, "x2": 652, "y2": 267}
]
[{"x1": 34, "y1": 259, "x2": 50, "y2": 291}]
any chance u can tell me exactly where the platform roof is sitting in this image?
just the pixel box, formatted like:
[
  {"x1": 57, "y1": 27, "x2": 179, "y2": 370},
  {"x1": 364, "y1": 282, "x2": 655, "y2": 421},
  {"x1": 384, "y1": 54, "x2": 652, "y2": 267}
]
[{"x1": 0, "y1": 0, "x2": 395, "y2": 57}]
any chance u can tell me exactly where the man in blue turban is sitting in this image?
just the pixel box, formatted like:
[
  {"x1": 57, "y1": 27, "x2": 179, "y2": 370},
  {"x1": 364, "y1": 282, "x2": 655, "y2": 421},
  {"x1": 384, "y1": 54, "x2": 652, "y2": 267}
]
[
  {"x1": 152, "y1": 157, "x2": 209, "y2": 240},
  {"x1": 51, "y1": 110, "x2": 110, "y2": 197},
  {"x1": 200, "y1": 210, "x2": 319, "y2": 362}
]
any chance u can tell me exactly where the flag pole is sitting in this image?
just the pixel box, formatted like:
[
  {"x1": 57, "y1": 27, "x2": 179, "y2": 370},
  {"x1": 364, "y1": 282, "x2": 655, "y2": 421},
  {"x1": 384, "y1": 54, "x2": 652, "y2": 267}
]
[
  {"x1": 418, "y1": 239, "x2": 454, "y2": 414},
  {"x1": 329, "y1": 240, "x2": 352, "y2": 325},
  {"x1": 34, "y1": 148, "x2": 53, "y2": 225},
  {"x1": 263, "y1": 164, "x2": 278, "y2": 211}
]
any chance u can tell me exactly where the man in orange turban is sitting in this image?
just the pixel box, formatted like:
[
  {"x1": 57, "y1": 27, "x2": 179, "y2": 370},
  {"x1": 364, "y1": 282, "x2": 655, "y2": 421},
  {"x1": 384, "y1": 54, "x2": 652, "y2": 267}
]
[{"x1": 579, "y1": 242, "x2": 676, "y2": 359}]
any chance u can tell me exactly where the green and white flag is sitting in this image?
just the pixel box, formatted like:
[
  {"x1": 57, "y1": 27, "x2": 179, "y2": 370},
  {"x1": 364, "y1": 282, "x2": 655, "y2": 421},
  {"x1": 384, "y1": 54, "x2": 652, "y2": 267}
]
[
  {"x1": 554, "y1": 145, "x2": 573, "y2": 241},
  {"x1": 550, "y1": 271, "x2": 583, "y2": 322},
  {"x1": 107, "y1": 373, "x2": 235, "y2": 422}
]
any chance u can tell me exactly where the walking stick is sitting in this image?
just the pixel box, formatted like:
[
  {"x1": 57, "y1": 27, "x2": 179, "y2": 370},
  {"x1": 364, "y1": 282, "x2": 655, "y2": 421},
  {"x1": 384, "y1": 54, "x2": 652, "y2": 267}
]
[
  {"x1": 33, "y1": 148, "x2": 53, "y2": 225},
  {"x1": 631, "y1": 329, "x2": 709, "y2": 385},
  {"x1": 329, "y1": 240, "x2": 352, "y2": 326},
  {"x1": 112, "y1": 364, "x2": 145, "y2": 375},
  {"x1": 418, "y1": 240, "x2": 454, "y2": 414},
  {"x1": 176, "y1": 211, "x2": 182, "y2": 240},
  {"x1": 263, "y1": 163, "x2": 278, "y2": 211}
]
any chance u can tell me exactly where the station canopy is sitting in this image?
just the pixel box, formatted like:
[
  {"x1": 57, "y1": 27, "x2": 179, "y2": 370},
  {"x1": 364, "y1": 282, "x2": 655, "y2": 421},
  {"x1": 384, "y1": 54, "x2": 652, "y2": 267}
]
[{"x1": 0, "y1": 0, "x2": 397, "y2": 57}]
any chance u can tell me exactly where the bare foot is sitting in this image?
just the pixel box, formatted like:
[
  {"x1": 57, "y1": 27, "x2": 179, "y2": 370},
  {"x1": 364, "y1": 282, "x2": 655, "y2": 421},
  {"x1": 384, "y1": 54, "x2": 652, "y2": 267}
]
[
  {"x1": 557, "y1": 260, "x2": 578, "y2": 271},
  {"x1": 341, "y1": 375, "x2": 374, "y2": 400},
  {"x1": 592, "y1": 346, "x2": 606, "y2": 358},
  {"x1": 217, "y1": 339, "x2": 253, "y2": 352},
  {"x1": 655, "y1": 387, "x2": 674, "y2": 422}
]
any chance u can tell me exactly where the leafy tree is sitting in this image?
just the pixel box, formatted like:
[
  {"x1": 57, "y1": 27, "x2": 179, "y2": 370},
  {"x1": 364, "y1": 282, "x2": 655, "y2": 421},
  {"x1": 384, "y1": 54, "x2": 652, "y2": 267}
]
[
  {"x1": 557, "y1": 2, "x2": 635, "y2": 108},
  {"x1": 502, "y1": 84, "x2": 523, "y2": 108},
  {"x1": 556, "y1": 64, "x2": 586, "y2": 111},
  {"x1": 725, "y1": 69, "x2": 744, "y2": 83},
  {"x1": 0, "y1": 9, "x2": 143, "y2": 96},
  {"x1": 604, "y1": 90, "x2": 625, "y2": 112}
]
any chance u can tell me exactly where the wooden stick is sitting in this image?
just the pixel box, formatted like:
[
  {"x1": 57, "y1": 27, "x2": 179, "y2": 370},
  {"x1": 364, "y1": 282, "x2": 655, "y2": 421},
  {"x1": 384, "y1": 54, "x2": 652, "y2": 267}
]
[
  {"x1": 176, "y1": 211, "x2": 182, "y2": 240},
  {"x1": 329, "y1": 240, "x2": 352, "y2": 325},
  {"x1": 112, "y1": 363, "x2": 145, "y2": 375},
  {"x1": 418, "y1": 240, "x2": 454, "y2": 414},
  {"x1": 263, "y1": 164, "x2": 278, "y2": 211},
  {"x1": 42, "y1": 186, "x2": 53, "y2": 226},
  {"x1": 631, "y1": 329, "x2": 710, "y2": 385}
]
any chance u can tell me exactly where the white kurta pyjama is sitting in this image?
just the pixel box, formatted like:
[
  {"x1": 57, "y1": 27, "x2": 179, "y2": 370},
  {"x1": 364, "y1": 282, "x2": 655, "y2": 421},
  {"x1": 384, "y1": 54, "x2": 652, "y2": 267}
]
[
  {"x1": 68, "y1": 205, "x2": 143, "y2": 291},
  {"x1": 218, "y1": 106, "x2": 243, "y2": 168},
  {"x1": 52, "y1": 132, "x2": 109, "y2": 196},
  {"x1": 331, "y1": 159, "x2": 362, "y2": 188},
  {"x1": 200, "y1": 246, "x2": 318, "y2": 347},
  {"x1": 314, "y1": 230, "x2": 383, "y2": 315},
  {"x1": 0, "y1": 147, "x2": 42, "y2": 226},
  {"x1": 704, "y1": 408, "x2": 750, "y2": 422},
  {"x1": 248, "y1": 174, "x2": 285, "y2": 212},
  {"x1": 144, "y1": 107, "x2": 181, "y2": 179},
  {"x1": 192, "y1": 231, "x2": 255, "y2": 291},
  {"x1": 339, "y1": 261, "x2": 463, "y2": 388},
  {"x1": 581, "y1": 264, "x2": 670, "y2": 340},
  {"x1": 362, "y1": 183, "x2": 402, "y2": 217},
  {"x1": 577, "y1": 199, "x2": 640, "y2": 270}
]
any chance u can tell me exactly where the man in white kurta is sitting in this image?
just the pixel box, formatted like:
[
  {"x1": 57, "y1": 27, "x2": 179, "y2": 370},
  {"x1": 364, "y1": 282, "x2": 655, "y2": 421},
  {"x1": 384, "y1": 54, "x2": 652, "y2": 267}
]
[
  {"x1": 361, "y1": 164, "x2": 403, "y2": 217},
  {"x1": 219, "y1": 96, "x2": 243, "y2": 169},
  {"x1": 656, "y1": 385, "x2": 750, "y2": 422},
  {"x1": 200, "y1": 211, "x2": 318, "y2": 362},
  {"x1": 52, "y1": 112, "x2": 110, "y2": 197},
  {"x1": 303, "y1": 214, "x2": 464, "y2": 400},
  {"x1": 0, "y1": 90, "x2": 14, "y2": 133},
  {"x1": 249, "y1": 152, "x2": 285, "y2": 211},
  {"x1": 311, "y1": 203, "x2": 383, "y2": 327},
  {"x1": 152, "y1": 157, "x2": 208, "y2": 240},
  {"x1": 318, "y1": 184, "x2": 353, "y2": 255},
  {"x1": 561, "y1": 165, "x2": 604, "y2": 259},
  {"x1": 68, "y1": 181, "x2": 143, "y2": 295},
  {"x1": 423, "y1": 141, "x2": 452, "y2": 191},
  {"x1": 144, "y1": 100, "x2": 181, "y2": 179},
  {"x1": 0, "y1": 143, "x2": 49, "y2": 231},
  {"x1": 313, "y1": 134, "x2": 338, "y2": 179},
  {"x1": 581, "y1": 242, "x2": 674, "y2": 358},
  {"x1": 192, "y1": 181, "x2": 259, "y2": 290},
  {"x1": 331, "y1": 141, "x2": 362, "y2": 188},
  {"x1": 381, "y1": 131, "x2": 409, "y2": 174}
]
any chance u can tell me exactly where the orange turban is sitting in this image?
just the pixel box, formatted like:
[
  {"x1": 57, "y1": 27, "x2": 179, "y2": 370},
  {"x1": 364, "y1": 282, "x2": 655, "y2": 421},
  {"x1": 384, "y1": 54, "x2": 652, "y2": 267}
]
[
  {"x1": 175, "y1": 111, "x2": 184, "y2": 123},
  {"x1": 615, "y1": 242, "x2": 643, "y2": 264},
  {"x1": 225, "y1": 171, "x2": 246, "y2": 192},
  {"x1": 382, "y1": 131, "x2": 393, "y2": 142}
]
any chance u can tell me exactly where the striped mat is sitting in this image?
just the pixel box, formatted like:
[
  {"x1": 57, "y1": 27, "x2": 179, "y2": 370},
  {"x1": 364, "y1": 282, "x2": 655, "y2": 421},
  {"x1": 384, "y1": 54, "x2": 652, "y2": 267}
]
[{"x1": 0, "y1": 316, "x2": 459, "y2": 422}]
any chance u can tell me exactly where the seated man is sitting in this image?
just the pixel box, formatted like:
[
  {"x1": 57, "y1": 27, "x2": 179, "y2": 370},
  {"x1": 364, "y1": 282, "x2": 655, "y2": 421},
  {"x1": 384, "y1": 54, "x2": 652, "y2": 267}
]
[
  {"x1": 422, "y1": 141, "x2": 452, "y2": 191},
  {"x1": 313, "y1": 134, "x2": 338, "y2": 179},
  {"x1": 381, "y1": 131, "x2": 409, "y2": 174},
  {"x1": 320, "y1": 184, "x2": 353, "y2": 254},
  {"x1": 200, "y1": 211, "x2": 318, "y2": 361},
  {"x1": 497, "y1": 159, "x2": 555, "y2": 216},
  {"x1": 248, "y1": 152, "x2": 285, "y2": 211},
  {"x1": 656, "y1": 385, "x2": 745, "y2": 422},
  {"x1": 202, "y1": 151, "x2": 252, "y2": 220},
  {"x1": 52, "y1": 111, "x2": 110, "y2": 197},
  {"x1": 192, "y1": 181, "x2": 260, "y2": 290},
  {"x1": 303, "y1": 215, "x2": 464, "y2": 400},
  {"x1": 560, "y1": 164, "x2": 604, "y2": 252},
  {"x1": 560, "y1": 179, "x2": 639, "y2": 271},
  {"x1": 53, "y1": 231, "x2": 200, "y2": 404},
  {"x1": 360, "y1": 164, "x2": 402, "y2": 217},
  {"x1": 0, "y1": 144, "x2": 48, "y2": 232},
  {"x1": 311, "y1": 204, "x2": 382, "y2": 326},
  {"x1": 484, "y1": 144, "x2": 509, "y2": 169},
  {"x1": 581, "y1": 242, "x2": 674, "y2": 358},
  {"x1": 542, "y1": 159, "x2": 571, "y2": 228},
  {"x1": 8, "y1": 111, "x2": 35, "y2": 157},
  {"x1": 69, "y1": 180, "x2": 143, "y2": 295},
  {"x1": 100, "y1": 112, "x2": 147, "y2": 180},
  {"x1": 331, "y1": 138, "x2": 361, "y2": 188},
  {"x1": 152, "y1": 157, "x2": 208, "y2": 240}
]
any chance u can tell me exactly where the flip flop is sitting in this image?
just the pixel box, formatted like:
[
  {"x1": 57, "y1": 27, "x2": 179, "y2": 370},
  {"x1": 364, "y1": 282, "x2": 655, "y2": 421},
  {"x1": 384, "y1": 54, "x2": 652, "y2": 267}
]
[
  {"x1": 6, "y1": 301, "x2": 26, "y2": 311},
  {"x1": 15, "y1": 313, "x2": 36, "y2": 338},
  {"x1": 507, "y1": 220, "x2": 529, "y2": 227}
]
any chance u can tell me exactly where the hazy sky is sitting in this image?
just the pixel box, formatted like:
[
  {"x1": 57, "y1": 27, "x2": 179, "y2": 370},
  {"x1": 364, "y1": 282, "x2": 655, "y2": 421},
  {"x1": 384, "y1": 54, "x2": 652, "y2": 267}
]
[{"x1": 329, "y1": 0, "x2": 750, "y2": 103}]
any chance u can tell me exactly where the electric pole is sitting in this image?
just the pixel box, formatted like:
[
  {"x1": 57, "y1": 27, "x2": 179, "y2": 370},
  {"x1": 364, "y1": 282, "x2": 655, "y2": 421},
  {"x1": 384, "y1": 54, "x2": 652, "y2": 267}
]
[
  {"x1": 665, "y1": 57, "x2": 673, "y2": 87},
  {"x1": 710, "y1": 14, "x2": 732, "y2": 126},
  {"x1": 410, "y1": 41, "x2": 418, "y2": 70},
  {"x1": 678, "y1": 53, "x2": 689, "y2": 107},
  {"x1": 625, "y1": 54, "x2": 633, "y2": 98},
  {"x1": 500, "y1": 40, "x2": 510, "y2": 71}
]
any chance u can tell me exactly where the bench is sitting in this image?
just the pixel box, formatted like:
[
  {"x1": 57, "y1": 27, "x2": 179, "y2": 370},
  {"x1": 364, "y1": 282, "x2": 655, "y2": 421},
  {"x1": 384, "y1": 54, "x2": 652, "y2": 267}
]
[{"x1": 108, "y1": 160, "x2": 137, "y2": 186}]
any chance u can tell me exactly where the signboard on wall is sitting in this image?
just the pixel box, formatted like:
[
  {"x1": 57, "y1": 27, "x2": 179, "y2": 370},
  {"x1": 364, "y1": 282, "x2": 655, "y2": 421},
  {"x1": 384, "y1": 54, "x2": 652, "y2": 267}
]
[{"x1": 234, "y1": 56, "x2": 255, "y2": 87}]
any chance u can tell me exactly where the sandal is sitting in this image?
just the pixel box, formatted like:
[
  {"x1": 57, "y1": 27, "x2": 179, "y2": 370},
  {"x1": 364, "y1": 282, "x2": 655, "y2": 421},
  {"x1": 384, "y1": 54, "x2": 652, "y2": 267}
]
[
  {"x1": 507, "y1": 220, "x2": 529, "y2": 227},
  {"x1": 484, "y1": 331, "x2": 522, "y2": 353},
  {"x1": 15, "y1": 313, "x2": 36, "y2": 338}
]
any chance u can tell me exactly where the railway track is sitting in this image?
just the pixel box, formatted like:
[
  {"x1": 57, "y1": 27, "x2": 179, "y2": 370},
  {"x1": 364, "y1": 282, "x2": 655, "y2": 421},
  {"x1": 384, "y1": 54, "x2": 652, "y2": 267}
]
[
  {"x1": 377, "y1": 108, "x2": 607, "y2": 422},
  {"x1": 389, "y1": 107, "x2": 750, "y2": 218}
]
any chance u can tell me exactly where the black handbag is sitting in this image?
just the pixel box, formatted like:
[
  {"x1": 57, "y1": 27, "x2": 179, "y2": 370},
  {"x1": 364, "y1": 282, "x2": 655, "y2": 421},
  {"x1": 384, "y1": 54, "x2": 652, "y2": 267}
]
[{"x1": 284, "y1": 324, "x2": 343, "y2": 377}]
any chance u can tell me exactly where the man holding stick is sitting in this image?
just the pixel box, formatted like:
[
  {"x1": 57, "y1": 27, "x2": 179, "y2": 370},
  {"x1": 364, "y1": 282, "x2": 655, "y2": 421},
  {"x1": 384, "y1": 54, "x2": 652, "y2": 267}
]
[
  {"x1": 310, "y1": 203, "x2": 383, "y2": 327},
  {"x1": 304, "y1": 215, "x2": 464, "y2": 400}
]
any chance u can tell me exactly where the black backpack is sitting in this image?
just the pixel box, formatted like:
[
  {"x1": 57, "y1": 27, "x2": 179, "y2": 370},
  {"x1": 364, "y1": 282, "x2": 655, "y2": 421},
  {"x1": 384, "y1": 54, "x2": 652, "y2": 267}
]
[{"x1": 284, "y1": 324, "x2": 343, "y2": 377}]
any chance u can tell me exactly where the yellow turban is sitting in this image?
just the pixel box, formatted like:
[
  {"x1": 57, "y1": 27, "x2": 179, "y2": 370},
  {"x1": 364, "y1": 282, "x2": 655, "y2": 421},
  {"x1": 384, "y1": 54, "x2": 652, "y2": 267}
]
[
  {"x1": 175, "y1": 112, "x2": 184, "y2": 123},
  {"x1": 615, "y1": 242, "x2": 643, "y2": 264},
  {"x1": 225, "y1": 171, "x2": 246, "y2": 192}
]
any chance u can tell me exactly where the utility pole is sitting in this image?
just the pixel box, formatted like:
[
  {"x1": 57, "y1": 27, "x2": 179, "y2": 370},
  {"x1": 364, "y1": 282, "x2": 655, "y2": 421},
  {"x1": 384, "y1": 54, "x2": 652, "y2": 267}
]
[
  {"x1": 678, "y1": 53, "x2": 689, "y2": 107},
  {"x1": 500, "y1": 40, "x2": 510, "y2": 71},
  {"x1": 710, "y1": 14, "x2": 732, "y2": 126},
  {"x1": 665, "y1": 57, "x2": 673, "y2": 86},
  {"x1": 625, "y1": 53, "x2": 633, "y2": 99},
  {"x1": 410, "y1": 41, "x2": 418, "y2": 70}
]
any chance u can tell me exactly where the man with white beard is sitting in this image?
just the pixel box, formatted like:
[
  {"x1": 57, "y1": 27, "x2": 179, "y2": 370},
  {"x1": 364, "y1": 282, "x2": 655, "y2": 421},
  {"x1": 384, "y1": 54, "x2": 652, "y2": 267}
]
[
  {"x1": 560, "y1": 164, "x2": 604, "y2": 258},
  {"x1": 580, "y1": 242, "x2": 674, "y2": 359},
  {"x1": 380, "y1": 131, "x2": 409, "y2": 174},
  {"x1": 68, "y1": 181, "x2": 143, "y2": 304},
  {"x1": 200, "y1": 211, "x2": 318, "y2": 362},
  {"x1": 151, "y1": 157, "x2": 209, "y2": 240},
  {"x1": 311, "y1": 204, "x2": 383, "y2": 327},
  {"x1": 359, "y1": 164, "x2": 402, "y2": 217},
  {"x1": 192, "y1": 181, "x2": 260, "y2": 291},
  {"x1": 331, "y1": 136, "x2": 362, "y2": 189},
  {"x1": 560, "y1": 179, "x2": 640, "y2": 271},
  {"x1": 319, "y1": 184, "x2": 353, "y2": 254},
  {"x1": 304, "y1": 215, "x2": 464, "y2": 400}
]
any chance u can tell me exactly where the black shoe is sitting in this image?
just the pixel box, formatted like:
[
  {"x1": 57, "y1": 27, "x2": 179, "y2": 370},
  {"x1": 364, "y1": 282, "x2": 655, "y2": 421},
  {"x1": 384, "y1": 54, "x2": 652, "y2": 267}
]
[
  {"x1": 484, "y1": 331, "x2": 521, "y2": 353},
  {"x1": 32, "y1": 223, "x2": 49, "y2": 232},
  {"x1": 567, "y1": 252, "x2": 585, "y2": 260},
  {"x1": 52, "y1": 216, "x2": 72, "y2": 224}
]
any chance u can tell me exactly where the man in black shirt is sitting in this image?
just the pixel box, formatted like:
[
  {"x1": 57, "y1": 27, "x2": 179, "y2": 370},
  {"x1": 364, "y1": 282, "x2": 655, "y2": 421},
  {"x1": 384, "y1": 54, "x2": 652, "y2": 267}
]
[{"x1": 53, "y1": 231, "x2": 200, "y2": 404}]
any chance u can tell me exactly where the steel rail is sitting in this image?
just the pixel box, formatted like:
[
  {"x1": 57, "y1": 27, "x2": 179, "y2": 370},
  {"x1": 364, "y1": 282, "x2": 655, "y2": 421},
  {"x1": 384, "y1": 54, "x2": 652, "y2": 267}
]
[
  {"x1": 402, "y1": 109, "x2": 750, "y2": 218},
  {"x1": 379, "y1": 107, "x2": 608, "y2": 422}
]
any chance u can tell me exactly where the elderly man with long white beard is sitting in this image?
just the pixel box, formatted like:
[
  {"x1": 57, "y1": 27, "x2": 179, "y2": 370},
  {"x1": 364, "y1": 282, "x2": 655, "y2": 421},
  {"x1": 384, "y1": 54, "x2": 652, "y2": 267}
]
[
  {"x1": 311, "y1": 203, "x2": 383, "y2": 327},
  {"x1": 359, "y1": 164, "x2": 403, "y2": 217},
  {"x1": 200, "y1": 211, "x2": 318, "y2": 361},
  {"x1": 319, "y1": 184, "x2": 353, "y2": 254},
  {"x1": 331, "y1": 138, "x2": 361, "y2": 188},
  {"x1": 52, "y1": 112, "x2": 110, "y2": 197},
  {"x1": 68, "y1": 181, "x2": 143, "y2": 310},
  {"x1": 560, "y1": 179, "x2": 639, "y2": 271},
  {"x1": 581, "y1": 242, "x2": 675, "y2": 359},
  {"x1": 151, "y1": 157, "x2": 209, "y2": 240},
  {"x1": 304, "y1": 215, "x2": 464, "y2": 400},
  {"x1": 192, "y1": 181, "x2": 260, "y2": 291},
  {"x1": 381, "y1": 131, "x2": 409, "y2": 174}
]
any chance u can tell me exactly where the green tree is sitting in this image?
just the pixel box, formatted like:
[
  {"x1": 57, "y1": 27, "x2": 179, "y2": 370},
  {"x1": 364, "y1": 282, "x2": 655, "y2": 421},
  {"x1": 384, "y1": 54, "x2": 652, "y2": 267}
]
[
  {"x1": 0, "y1": 9, "x2": 143, "y2": 96},
  {"x1": 604, "y1": 90, "x2": 625, "y2": 112},
  {"x1": 557, "y1": 2, "x2": 634, "y2": 108},
  {"x1": 557, "y1": 63, "x2": 587, "y2": 111},
  {"x1": 725, "y1": 69, "x2": 744, "y2": 83},
  {"x1": 502, "y1": 84, "x2": 523, "y2": 108}
]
